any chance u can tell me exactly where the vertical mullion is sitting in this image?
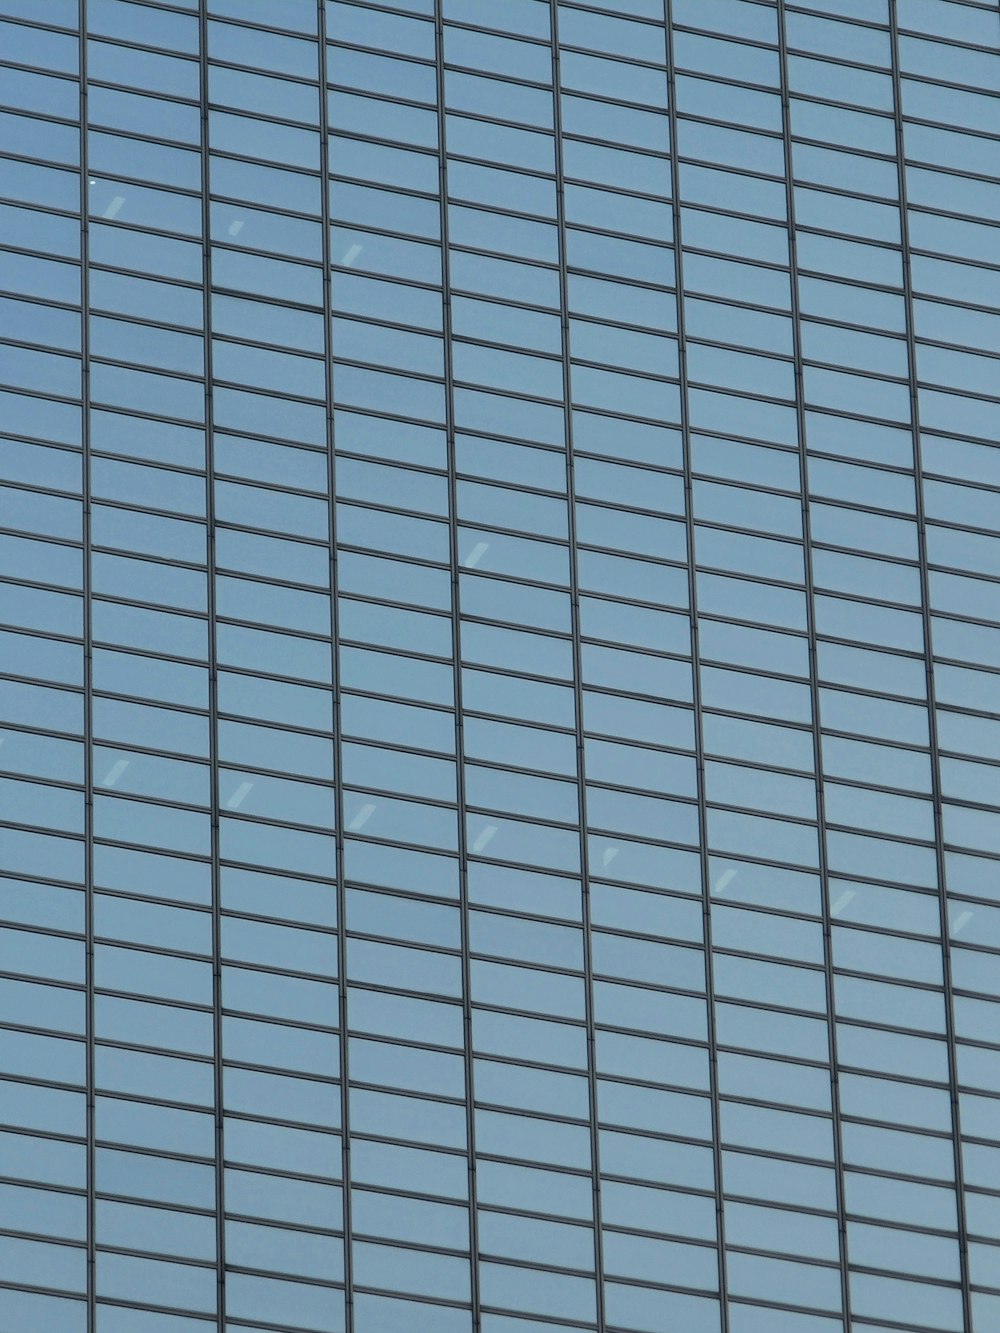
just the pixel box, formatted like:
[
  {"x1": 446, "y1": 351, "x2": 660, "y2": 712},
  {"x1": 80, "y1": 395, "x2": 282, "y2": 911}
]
[
  {"x1": 315, "y1": 3, "x2": 355, "y2": 1329},
  {"x1": 550, "y1": 3, "x2": 611, "y2": 1328},
  {"x1": 432, "y1": 4, "x2": 482, "y2": 1328},
  {"x1": 196, "y1": 2, "x2": 226, "y2": 1325},
  {"x1": 662, "y1": 3, "x2": 731, "y2": 1329},
  {"x1": 79, "y1": 4, "x2": 95, "y2": 1329},
  {"x1": 887, "y1": 2, "x2": 974, "y2": 1325},
  {"x1": 775, "y1": 1, "x2": 854, "y2": 1325}
]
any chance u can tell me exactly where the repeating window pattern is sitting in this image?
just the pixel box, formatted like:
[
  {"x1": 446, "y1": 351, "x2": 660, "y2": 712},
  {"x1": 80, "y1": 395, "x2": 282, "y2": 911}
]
[{"x1": 1, "y1": 0, "x2": 999, "y2": 1330}]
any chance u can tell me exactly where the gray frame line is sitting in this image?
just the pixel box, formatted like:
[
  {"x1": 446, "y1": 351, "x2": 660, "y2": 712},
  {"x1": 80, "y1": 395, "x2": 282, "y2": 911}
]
[
  {"x1": 433, "y1": 0, "x2": 485, "y2": 1327},
  {"x1": 79, "y1": 3, "x2": 96, "y2": 1328},
  {"x1": 197, "y1": 0, "x2": 228, "y2": 1322},
  {"x1": 888, "y1": 0, "x2": 975, "y2": 1326},
  {"x1": 316, "y1": 2, "x2": 356, "y2": 1328},
  {"x1": 550, "y1": 2, "x2": 609, "y2": 1329},
  {"x1": 775, "y1": 1, "x2": 854, "y2": 1327},
  {"x1": 663, "y1": 3, "x2": 733, "y2": 1331}
]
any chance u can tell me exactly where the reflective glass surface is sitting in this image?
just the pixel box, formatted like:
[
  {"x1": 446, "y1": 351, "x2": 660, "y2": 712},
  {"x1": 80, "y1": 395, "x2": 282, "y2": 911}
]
[{"x1": 1, "y1": 0, "x2": 999, "y2": 1329}]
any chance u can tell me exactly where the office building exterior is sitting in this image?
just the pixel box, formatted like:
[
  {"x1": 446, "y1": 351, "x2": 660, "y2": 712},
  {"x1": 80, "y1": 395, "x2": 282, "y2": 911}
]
[{"x1": 2, "y1": 0, "x2": 1000, "y2": 1329}]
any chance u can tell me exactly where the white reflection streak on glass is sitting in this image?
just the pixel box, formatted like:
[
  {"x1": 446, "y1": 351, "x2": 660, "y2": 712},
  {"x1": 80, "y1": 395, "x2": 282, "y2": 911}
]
[
  {"x1": 472, "y1": 824, "x2": 497, "y2": 853},
  {"x1": 714, "y1": 867, "x2": 737, "y2": 895},
  {"x1": 349, "y1": 801, "x2": 376, "y2": 831},
  {"x1": 226, "y1": 781, "x2": 255, "y2": 810},
  {"x1": 831, "y1": 889, "x2": 857, "y2": 917},
  {"x1": 951, "y1": 910, "x2": 974, "y2": 936}
]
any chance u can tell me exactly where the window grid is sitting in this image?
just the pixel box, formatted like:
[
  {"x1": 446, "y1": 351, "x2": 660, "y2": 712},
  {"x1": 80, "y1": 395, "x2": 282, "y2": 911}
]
[{"x1": 1, "y1": 0, "x2": 999, "y2": 1330}]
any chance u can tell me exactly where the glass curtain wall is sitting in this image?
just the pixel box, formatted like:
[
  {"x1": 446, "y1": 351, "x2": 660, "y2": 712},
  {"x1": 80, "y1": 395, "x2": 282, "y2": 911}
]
[{"x1": 0, "y1": 0, "x2": 999, "y2": 1331}]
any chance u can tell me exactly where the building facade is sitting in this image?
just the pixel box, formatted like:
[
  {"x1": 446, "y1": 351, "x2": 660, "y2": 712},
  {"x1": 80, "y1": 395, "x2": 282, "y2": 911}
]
[{"x1": 2, "y1": 0, "x2": 1000, "y2": 1329}]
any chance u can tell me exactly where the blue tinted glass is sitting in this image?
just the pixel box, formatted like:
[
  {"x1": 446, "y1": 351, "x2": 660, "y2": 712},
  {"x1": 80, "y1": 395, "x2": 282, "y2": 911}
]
[{"x1": 5, "y1": 5, "x2": 999, "y2": 1327}]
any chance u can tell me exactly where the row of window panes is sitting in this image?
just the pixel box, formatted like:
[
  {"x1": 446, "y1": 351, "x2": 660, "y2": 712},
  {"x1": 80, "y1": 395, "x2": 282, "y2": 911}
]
[
  {"x1": 3, "y1": 18, "x2": 997, "y2": 107},
  {"x1": 9, "y1": 194, "x2": 1000, "y2": 334},
  {"x1": 7, "y1": 262, "x2": 1000, "y2": 402}
]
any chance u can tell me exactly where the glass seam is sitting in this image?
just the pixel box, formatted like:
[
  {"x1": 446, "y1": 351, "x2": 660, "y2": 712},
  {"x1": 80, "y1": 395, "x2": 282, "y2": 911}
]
[
  {"x1": 664, "y1": 1, "x2": 732, "y2": 1328},
  {"x1": 887, "y1": 0, "x2": 975, "y2": 1324},
  {"x1": 434, "y1": 5, "x2": 485, "y2": 1325}
]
